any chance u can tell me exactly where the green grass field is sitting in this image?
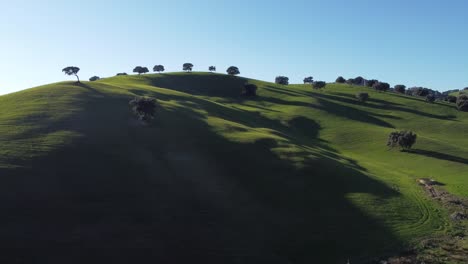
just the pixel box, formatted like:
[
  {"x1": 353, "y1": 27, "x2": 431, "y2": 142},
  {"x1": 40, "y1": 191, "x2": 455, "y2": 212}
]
[{"x1": 0, "y1": 72, "x2": 467, "y2": 263}]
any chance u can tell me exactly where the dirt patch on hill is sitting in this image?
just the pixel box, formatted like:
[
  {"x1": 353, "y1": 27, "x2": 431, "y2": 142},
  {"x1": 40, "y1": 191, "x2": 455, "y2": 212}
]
[{"x1": 374, "y1": 180, "x2": 468, "y2": 264}]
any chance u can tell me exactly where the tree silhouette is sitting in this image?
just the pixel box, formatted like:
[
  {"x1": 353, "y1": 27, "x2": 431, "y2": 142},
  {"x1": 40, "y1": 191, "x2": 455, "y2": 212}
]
[
  {"x1": 183, "y1": 63, "x2": 194, "y2": 72},
  {"x1": 209, "y1": 66, "x2": 216, "y2": 72},
  {"x1": 275, "y1": 76, "x2": 289, "y2": 85},
  {"x1": 133, "y1": 66, "x2": 149, "y2": 75},
  {"x1": 303, "y1": 76, "x2": 314, "y2": 84},
  {"x1": 62, "y1": 66, "x2": 80, "y2": 82},
  {"x1": 313, "y1": 81, "x2": 327, "y2": 90},
  {"x1": 153, "y1": 65, "x2": 165, "y2": 73},
  {"x1": 226, "y1": 66, "x2": 240, "y2": 76}
]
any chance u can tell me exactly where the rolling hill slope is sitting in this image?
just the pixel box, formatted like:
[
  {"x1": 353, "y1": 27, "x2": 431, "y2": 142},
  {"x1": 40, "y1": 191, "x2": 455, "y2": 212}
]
[{"x1": 0, "y1": 72, "x2": 467, "y2": 263}]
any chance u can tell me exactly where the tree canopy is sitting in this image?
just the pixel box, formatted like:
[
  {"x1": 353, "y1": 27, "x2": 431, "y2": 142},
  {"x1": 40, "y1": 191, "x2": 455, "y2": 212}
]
[
  {"x1": 209, "y1": 66, "x2": 216, "y2": 72},
  {"x1": 336, "y1": 76, "x2": 346, "y2": 83},
  {"x1": 183, "y1": 63, "x2": 194, "y2": 72},
  {"x1": 226, "y1": 66, "x2": 240, "y2": 76},
  {"x1": 275, "y1": 76, "x2": 289, "y2": 85},
  {"x1": 62, "y1": 66, "x2": 80, "y2": 82},
  {"x1": 373, "y1": 82, "x2": 390, "y2": 92},
  {"x1": 313, "y1": 81, "x2": 327, "y2": 90},
  {"x1": 387, "y1": 131, "x2": 417, "y2": 150},
  {"x1": 153, "y1": 65, "x2": 165, "y2": 73},
  {"x1": 133, "y1": 66, "x2": 149, "y2": 75},
  {"x1": 303, "y1": 76, "x2": 314, "y2": 84}
]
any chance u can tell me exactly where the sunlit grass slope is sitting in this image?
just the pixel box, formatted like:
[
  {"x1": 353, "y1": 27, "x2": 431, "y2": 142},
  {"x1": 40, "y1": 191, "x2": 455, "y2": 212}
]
[{"x1": 0, "y1": 72, "x2": 467, "y2": 263}]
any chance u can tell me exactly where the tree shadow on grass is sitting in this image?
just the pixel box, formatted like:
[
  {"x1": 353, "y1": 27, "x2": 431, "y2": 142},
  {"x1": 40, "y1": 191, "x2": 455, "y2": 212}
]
[
  {"x1": 145, "y1": 73, "x2": 249, "y2": 98},
  {"x1": 316, "y1": 92, "x2": 457, "y2": 121},
  {"x1": 407, "y1": 149, "x2": 468, "y2": 165},
  {"x1": 0, "y1": 84, "x2": 405, "y2": 264}
]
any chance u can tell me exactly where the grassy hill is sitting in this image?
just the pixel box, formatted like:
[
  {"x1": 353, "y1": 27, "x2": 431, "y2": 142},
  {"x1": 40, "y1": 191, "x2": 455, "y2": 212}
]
[{"x1": 0, "y1": 72, "x2": 467, "y2": 263}]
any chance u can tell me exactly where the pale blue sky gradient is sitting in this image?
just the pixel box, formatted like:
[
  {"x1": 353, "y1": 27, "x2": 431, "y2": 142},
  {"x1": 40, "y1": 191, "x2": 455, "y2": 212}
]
[{"x1": 1, "y1": 0, "x2": 467, "y2": 94}]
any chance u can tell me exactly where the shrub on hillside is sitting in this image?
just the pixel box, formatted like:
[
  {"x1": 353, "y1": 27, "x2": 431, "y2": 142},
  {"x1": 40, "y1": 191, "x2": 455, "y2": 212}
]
[
  {"x1": 336, "y1": 76, "x2": 346, "y2": 83},
  {"x1": 209, "y1": 66, "x2": 216, "y2": 72},
  {"x1": 133, "y1": 66, "x2": 149, "y2": 75},
  {"x1": 346, "y1": 78, "x2": 354, "y2": 85},
  {"x1": 409, "y1": 87, "x2": 431, "y2": 97},
  {"x1": 129, "y1": 97, "x2": 158, "y2": 122},
  {"x1": 373, "y1": 82, "x2": 390, "y2": 92},
  {"x1": 353, "y1": 76, "x2": 366, "y2": 86},
  {"x1": 89, "y1": 76, "x2": 100, "y2": 82},
  {"x1": 275, "y1": 76, "x2": 289, "y2": 85},
  {"x1": 426, "y1": 94, "x2": 435, "y2": 103},
  {"x1": 366, "y1": 79, "x2": 378, "y2": 87},
  {"x1": 312, "y1": 81, "x2": 326, "y2": 90},
  {"x1": 303, "y1": 76, "x2": 314, "y2": 84},
  {"x1": 394, "y1": 85, "x2": 406, "y2": 94},
  {"x1": 387, "y1": 131, "x2": 417, "y2": 150},
  {"x1": 116, "y1": 72, "x2": 128, "y2": 76},
  {"x1": 226, "y1": 66, "x2": 240, "y2": 76},
  {"x1": 243, "y1": 84, "x2": 257, "y2": 97},
  {"x1": 183, "y1": 63, "x2": 194, "y2": 72},
  {"x1": 356, "y1": 92, "x2": 369, "y2": 102},
  {"x1": 447, "y1": 95, "x2": 457, "y2": 103},
  {"x1": 456, "y1": 95, "x2": 468, "y2": 111},
  {"x1": 153, "y1": 65, "x2": 165, "y2": 73}
]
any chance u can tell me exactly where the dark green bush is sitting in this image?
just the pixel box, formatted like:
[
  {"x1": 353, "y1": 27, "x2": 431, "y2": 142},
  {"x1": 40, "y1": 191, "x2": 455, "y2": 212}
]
[
  {"x1": 373, "y1": 82, "x2": 390, "y2": 92},
  {"x1": 356, "y1": 92, "x2": 369, "y2": 102},
  {"x1": 387, "y1": 131, "x2": 417, "y2": 150},
  {"x1": 447, "y1": 95, "x2": 457, "y2": 103},
  {"x1": 312, "y1": 81, "x2": 326, "y2": 90},
  {"x1": 457, "y1": 95, "x2": 468, "y2": 111},
  {"x1": 366, "y1": 79, "x2": 378, "y2": 87},
  {"x1": 89, "y1": 76, "x2": 100, "y2": 82},
  {"x1": 336, "y1": 76, "x2": 346, "y2": 83},
  {"x1": 275, "y1": 76, "x2": 289, "y2": 85},
  {"x1": 394, "y1": 85, "x2": 406, "y2": 94},
  {"x1": 129, "y1": 97, "x2": 158, "y2": 122}
]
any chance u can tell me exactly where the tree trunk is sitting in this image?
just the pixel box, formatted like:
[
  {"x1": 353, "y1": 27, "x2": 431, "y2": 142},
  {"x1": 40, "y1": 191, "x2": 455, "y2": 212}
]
[{"x1": 75, "y1": 74, "x2": 80, "y2": 83}]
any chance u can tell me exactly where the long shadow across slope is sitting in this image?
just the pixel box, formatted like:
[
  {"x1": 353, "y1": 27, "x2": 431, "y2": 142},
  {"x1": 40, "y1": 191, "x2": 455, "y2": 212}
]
[{"x1": 0, "y1": 80, "x2": 404, "y2": 264}]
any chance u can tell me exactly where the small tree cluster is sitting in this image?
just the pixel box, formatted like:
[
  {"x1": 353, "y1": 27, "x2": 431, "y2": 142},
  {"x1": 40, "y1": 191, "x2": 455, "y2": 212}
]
[
  {"x1": 133, "y1": 66, "x2": 149, "y2": 75},
  {"x1": 275, "y1": 76, "x2": 289, "y2": 85},
  {"x1": 366, "y1": 79, "x2": 378, "y2": 88},
  {"x1": 394, "y1": 85, "x2": 406, "y2": 94},
  {"x1": 209, "y1": 66, "x2": 216, "y2": 72},
  {"x1": 336, "y1": 76, "x2": 346, "y2": 83},
  {"x1": 183, "y1": 63, "x2": 194, "y2": 72},
  {"x1": 226, "y1": 66, "x2": 240, "y2": 76},
  {"x1": 373, "y1": 82, "x2": 390, "y2": 92},
  {"x1": 408, "y1": 87, "x2": 431, "y2": 97},
  {"x1": 353, "y1": 76, "x2": 366, "y2": 86},
  {"x1": 356, "y1": 92, "x2": 369, "y2": 102},
  {"x1": 129, "y1": 97, "x2": 158, "y2": 122},
  {"x1": 153, "y1": 65, "x2": 165, "y2": 73},
  {"x1": 243, "y1": 84, "x2": 258, "y2": 97},
  {"x1": 346, "y1": 78, "x2": 354, "y2": 85},
  {"x1": 387, "y1": 131, "x2": 417, "y2": 150},
  {"x1": 89, "y1": 76, "x2": 100, "y2": 82},
  {"x1": 116, "y1": 72, "x2": 128, "y2": 76},
  {"x1": 303, "y1": 76, "x2": 314, "y2": 84},
  {"x1": 62, "y1": 66, "x2": 80, "y2": 82},
  {"x1": 446, "y1": 95, "x2": 457, "y2": 103},
  {"x1": 312, "y1": 81, "x2": 326, "y2": 90},
  {"x1": 457, "y1": 95, "x2": 468, "y2": 111}
]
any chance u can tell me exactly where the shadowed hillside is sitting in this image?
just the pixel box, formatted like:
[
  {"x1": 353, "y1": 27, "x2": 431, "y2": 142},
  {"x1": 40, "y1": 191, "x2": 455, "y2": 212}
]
[{"x1": 0, "y1": 72, "x2": 467, "y2": 263}]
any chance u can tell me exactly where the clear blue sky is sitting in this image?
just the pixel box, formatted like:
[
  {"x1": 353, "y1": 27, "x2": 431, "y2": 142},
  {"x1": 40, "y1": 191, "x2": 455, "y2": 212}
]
[{"x1": 1, "y1": 0, "x2": 467, "y2": 94}]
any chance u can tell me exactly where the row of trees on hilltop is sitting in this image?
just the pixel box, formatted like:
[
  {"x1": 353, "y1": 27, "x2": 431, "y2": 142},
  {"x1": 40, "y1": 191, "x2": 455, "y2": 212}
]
[{"x1": 130, "y1": 64, "x2": 241, "y2": 76}]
